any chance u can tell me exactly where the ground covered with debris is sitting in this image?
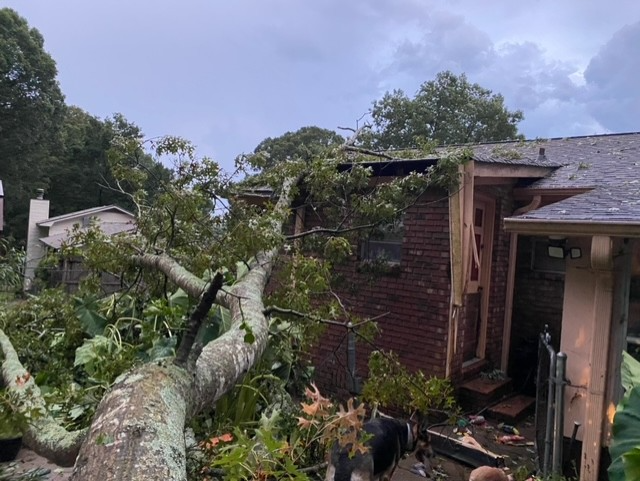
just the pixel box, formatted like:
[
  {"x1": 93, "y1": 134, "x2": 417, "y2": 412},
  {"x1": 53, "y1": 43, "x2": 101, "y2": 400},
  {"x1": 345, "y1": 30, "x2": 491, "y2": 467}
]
[
  {"x1": 1, "y1": 417, "x2": 536, "y2": 481},
  {"x1": 392, "y1": 415, "x2": 537, "y2": 481}
]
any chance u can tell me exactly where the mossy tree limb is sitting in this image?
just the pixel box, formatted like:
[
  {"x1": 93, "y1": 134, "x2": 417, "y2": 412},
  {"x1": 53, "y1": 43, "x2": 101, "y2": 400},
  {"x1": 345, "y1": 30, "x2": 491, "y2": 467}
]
[{"x1": 0, "y1": 328, "x2": 86, "y2": 466}]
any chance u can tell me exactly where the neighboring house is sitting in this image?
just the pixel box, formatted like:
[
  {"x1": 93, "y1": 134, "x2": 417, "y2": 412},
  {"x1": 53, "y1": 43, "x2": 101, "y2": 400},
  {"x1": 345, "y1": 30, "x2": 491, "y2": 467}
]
[
  {"x1": 263, "y1": 132, "x2": 638, "y2": 481},
  {"x1": 24, "y1": 190, "x2": 135, "y2": 292}
]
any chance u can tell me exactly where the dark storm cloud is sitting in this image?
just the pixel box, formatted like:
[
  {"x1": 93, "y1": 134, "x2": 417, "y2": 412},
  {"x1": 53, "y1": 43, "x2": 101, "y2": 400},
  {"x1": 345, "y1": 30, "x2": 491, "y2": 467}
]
[
  {"x1": 383, "y1": 13, "x2": 579, "y2": 112},
  {"x1": 387, "y1": 10, "x2": 494, "y2": 82},
  {"x1": 583, "y1": 21, "x2": 640, "y2": 132},
  {"x1": 3, "y1": 0, "x2": 639, "y2": 167}
]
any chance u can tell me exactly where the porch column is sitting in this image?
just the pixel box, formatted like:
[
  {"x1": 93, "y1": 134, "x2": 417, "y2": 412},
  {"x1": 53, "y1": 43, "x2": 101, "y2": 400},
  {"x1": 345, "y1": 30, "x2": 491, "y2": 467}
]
[{"x1": 581, "y1": 235, "x2": 614, "y2": 481}]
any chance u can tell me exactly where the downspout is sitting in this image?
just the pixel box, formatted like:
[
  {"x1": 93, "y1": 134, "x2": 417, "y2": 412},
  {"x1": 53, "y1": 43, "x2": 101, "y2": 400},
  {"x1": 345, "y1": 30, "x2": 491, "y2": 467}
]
[{"x1": 500, "y1": 195, "x2": 541, "y2": 371}]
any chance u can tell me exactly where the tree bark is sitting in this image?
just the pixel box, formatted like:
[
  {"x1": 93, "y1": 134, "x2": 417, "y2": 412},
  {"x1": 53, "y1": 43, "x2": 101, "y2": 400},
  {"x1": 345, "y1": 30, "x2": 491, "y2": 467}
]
[
  {"x1": 0, "y1": 329, "x2": 86, "y2": 466},
  {"x1": 68, "y1": 173, "x2": 299, "y2": 480}
]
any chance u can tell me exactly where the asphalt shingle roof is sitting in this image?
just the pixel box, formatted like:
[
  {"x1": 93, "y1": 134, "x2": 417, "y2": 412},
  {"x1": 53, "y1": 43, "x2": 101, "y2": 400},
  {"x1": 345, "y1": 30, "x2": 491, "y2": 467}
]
[{"x1": 469, "y1": 132, "x2": 640, "y2": 224}]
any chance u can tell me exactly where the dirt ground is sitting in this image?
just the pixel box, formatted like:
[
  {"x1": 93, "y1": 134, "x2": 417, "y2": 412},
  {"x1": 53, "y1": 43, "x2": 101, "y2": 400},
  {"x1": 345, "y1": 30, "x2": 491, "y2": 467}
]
[{"x1": 0, "y1": 448, "x2": 72, "y2": 480}]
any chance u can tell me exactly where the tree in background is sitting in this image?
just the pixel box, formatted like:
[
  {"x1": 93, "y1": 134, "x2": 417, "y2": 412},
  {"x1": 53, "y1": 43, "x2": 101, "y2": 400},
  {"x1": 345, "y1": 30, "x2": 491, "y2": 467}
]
[
  {"x1": 369, "y1": 70, "x2": 524, "y2": 149},
  {"x1": 252, "y1": 126, "x2": 344, "y2": 168},
  {"x1": 0, "y1": 8, "x2": 66, "y2": 239},
  {"x1": 46, "y1": 109, "x2": 172, "y2": 219},
  {"x1": 0, "y1": 8, "x2": 171, "y2": 242}
]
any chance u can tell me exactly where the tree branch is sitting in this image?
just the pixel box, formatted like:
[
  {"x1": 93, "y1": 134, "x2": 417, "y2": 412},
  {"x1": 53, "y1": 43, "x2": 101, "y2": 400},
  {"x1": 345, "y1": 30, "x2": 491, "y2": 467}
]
[
  {"x1": 341, "y1": 144, "x2": 394, "y2": 160},
  {"x1": 263, "y1": 305, "x2": 350, "y2": 327},
  {"x1": 0, "y1": 328, "x2": 86, "y2": 466},
  {"x1": 130, "y1": 253, "x2": 207, "y2": 298},
  {"x1": 285, "y1": 222, "x2": 378, "y2": 240},
  {"x1": 174, "y1": 271, "x2": 225, "y2": 369},
  {"x1": 263, "y1": 305, "x2": 389, "y2": 328},
  {"x1": 70, "y1": 169, "x2": 303, "y2": 480}
]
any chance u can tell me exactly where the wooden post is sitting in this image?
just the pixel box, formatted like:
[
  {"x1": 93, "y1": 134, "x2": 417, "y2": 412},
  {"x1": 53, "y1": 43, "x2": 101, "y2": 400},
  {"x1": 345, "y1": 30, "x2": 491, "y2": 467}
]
[{"x1": 580, "y1": 235, "x2": 614, "y2": 481}]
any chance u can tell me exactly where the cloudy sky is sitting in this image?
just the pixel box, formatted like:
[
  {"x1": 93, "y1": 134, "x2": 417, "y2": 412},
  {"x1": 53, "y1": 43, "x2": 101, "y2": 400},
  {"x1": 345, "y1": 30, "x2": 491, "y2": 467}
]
[{"x1": 4, "y1": 0, "x2": 640, "y2": 171}]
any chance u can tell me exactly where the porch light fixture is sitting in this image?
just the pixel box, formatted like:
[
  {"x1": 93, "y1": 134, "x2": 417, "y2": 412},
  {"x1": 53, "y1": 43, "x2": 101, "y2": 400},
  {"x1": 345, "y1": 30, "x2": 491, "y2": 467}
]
[
  {"x1": 547, "y1": 244, "x2": 565, "y2": 259},
  {"x1": 547, "y1": 236, "x2": 582, "y2": 259}
]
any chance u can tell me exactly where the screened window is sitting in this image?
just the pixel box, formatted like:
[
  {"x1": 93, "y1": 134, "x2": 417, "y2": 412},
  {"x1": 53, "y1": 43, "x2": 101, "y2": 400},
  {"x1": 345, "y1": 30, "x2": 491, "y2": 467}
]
[{"x1": 360, "y1": 219, "x2": 404, "y2": 264}]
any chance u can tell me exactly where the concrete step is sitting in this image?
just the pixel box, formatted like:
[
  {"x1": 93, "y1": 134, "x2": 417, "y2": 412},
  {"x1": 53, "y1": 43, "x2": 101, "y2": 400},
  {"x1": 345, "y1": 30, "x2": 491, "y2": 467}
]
[{"x1": 486, "y1": 394, "x2": 536, "y2": 424}]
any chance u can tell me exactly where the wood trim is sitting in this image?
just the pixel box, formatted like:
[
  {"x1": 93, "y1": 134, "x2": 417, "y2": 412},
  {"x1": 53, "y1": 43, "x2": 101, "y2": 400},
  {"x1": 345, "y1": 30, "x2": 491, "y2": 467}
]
[
  {"x1": 512, "y1": 187, "x2": 591, "y2": 200},
  {"x1": 474, "y1": 177, "x2": 518, "y2": 186},
  {"x1": 476, "y1": 194, "x2": 495, "y2": 360},
  {"x1": 447, "y1": 162, "x2": 474, "y2": 377},
  {"x1": 473, "y1": 163, "x2": 553, "y2": 178},
  {"x1": 504, "y1": 218, "x2": 640, "y2": 237}
]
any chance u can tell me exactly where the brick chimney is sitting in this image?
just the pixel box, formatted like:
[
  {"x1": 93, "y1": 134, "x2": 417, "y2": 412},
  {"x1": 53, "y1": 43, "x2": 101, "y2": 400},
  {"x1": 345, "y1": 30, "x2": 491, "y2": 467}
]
[{"x1": 24, "y1": 189, "x2": 50, "y2": 291}]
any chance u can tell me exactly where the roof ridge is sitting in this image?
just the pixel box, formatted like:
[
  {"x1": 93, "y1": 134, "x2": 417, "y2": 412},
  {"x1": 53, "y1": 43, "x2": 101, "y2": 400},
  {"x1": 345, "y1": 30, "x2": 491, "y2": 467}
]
[{"x1": 40, "y1": 205, "x2": 134, "y2": 224}]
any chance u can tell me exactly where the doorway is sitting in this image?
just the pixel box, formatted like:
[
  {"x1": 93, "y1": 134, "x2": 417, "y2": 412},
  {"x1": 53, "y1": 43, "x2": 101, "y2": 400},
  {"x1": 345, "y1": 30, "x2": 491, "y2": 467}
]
[{"x1": 462, "y1": 195, "x2": 495, "y2": 364}]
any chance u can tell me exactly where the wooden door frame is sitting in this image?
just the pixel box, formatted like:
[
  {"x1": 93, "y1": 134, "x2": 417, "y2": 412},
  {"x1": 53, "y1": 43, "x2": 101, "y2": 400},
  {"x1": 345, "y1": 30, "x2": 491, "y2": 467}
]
[{"x1": 468, "y1": 192, "x2": 496, "y2": 362}]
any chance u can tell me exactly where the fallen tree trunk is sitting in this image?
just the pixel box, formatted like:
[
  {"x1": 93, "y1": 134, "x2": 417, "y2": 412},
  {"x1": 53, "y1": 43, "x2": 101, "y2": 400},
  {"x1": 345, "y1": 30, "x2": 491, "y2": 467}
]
[
  {"x1": 71, "y1": 363, "x2": 192, "y2": 479},
  {"x1": 70, "y1": 249, "x2": 276, "y2": 480},
  {"x1": 68, "y1": 174, "x2": 299, "y2": 480}
]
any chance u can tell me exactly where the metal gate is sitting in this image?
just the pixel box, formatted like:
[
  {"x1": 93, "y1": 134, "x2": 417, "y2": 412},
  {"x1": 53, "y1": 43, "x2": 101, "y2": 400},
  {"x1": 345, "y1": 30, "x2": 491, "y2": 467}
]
[{"x1": 535, "y1": 325, "x2": 569, "y2": 477}]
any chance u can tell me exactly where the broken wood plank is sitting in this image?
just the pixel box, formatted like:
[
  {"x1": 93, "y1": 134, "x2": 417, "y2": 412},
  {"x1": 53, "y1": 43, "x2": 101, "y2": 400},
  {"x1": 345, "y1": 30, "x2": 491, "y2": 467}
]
[{"x1": 428, "y1": 429, "x2": 506, "y2": 469}]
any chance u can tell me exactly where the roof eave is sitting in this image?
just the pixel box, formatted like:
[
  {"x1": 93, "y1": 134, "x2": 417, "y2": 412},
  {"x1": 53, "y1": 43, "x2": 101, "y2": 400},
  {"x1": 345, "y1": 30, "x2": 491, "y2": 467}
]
[
  {"x1": 473, "y1": 162, "x2": 555, "y2": 178},
  {"x1": 38, "y1": 205, "x2": 134, "y2": 227},
  {"x1": 504, "y1": 217, "x2": 640, "y2": 237}
]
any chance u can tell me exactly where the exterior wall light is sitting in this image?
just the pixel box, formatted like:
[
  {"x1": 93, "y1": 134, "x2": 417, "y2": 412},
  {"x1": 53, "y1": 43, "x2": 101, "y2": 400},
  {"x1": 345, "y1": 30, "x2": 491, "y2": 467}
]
[{"x1": 547, "y1": 236, "x2": 582, "y2": 259}]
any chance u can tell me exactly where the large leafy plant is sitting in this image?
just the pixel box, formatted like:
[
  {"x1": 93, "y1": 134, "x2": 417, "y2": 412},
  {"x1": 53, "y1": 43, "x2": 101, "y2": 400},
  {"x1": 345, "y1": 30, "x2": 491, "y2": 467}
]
[
  {"x1": 0, "y1": 239, "x2": 25, "y2": 294},
  {"x1": 206, "y1": 384, "x2": 368, "y2": 480},
  {"x1": 608, "y1": 351, "x2": 640, "y2": 481},
  {"x1": 362, "y1": 350, "x2": 458, "y2": 419}
]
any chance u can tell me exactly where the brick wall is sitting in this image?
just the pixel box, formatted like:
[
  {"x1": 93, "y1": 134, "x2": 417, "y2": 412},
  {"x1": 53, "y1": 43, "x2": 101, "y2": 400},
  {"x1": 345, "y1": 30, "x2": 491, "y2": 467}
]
[
  {"x1": 308, "y1": 192, "x2": 452, "y2": 399},
  {"x1": 290, "y1": 186, "x2": 523, "y2": 400},
  {"x1": 510, "y1": 235, "x2": 565, "y2": 393},
  {"x1": 485, "y1": 188, "x2": 512, "y2": 369}
]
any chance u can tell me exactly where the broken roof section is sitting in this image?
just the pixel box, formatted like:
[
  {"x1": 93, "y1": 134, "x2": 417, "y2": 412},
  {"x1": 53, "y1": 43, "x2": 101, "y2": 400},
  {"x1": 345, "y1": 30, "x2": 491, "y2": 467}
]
[{"x1": 240, "y1": 132, "x2": 640, "y2": 235}]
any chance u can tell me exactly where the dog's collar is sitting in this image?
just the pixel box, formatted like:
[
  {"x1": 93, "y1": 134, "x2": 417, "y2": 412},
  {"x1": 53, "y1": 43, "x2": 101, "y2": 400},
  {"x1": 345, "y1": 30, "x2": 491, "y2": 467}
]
[{"x1": 405, "y1": 422, "x2": 416, "y2": 451}]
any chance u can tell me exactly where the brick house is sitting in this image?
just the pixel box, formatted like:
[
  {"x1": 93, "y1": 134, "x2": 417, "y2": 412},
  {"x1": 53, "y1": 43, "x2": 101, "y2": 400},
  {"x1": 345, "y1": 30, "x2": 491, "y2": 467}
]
[{"x1": 275, "y1": 132, "x2": 639, "y2": 481}]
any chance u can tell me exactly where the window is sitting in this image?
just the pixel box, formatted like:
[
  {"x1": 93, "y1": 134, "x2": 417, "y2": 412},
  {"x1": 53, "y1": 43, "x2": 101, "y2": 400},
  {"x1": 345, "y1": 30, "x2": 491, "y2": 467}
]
[{"x1": 360, "y1": 218, "x2": 404, "y2": 264}]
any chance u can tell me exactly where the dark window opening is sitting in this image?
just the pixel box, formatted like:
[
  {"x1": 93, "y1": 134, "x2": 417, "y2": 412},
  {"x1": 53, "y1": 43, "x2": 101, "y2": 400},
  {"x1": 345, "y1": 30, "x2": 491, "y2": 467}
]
[{"x1": 360, "y1": 219, "x2": 404, "y2": 264}]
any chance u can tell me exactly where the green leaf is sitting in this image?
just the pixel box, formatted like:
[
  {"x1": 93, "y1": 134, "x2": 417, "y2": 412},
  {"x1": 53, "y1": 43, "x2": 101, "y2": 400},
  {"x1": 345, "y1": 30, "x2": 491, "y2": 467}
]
[
  {"x1": 145, "y1": 336, "x2": 177, "y2": 361},
  {"x1": 74, "y1": 297, "x2": 108, "y2": 336},
  {"x1": 236, "y1": 261, "x2": 249, "y2": 280},
  {"x1": 74, "y1": 336, "x2": 109, "y2": 368},
  {"x1": 68, "y1": 405, "x2": 87, "y2": 420},
  {"x1": 609, "y1": 387, "x2": 640, "y2": 481},
  {"x1": 168, "y1": 288, "x2": 190, "y2": 310},
  {"x1": 624, "y1": 447, "x2": 640, "y2": 481},
  {"x1": 621, "y1": 351, "x2": 640, "y2": 394}
]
